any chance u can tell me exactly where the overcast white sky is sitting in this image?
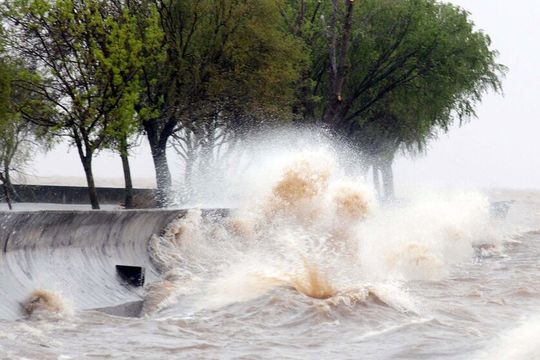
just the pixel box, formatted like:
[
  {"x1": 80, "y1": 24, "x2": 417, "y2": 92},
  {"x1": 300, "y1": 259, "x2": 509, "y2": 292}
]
[
  {"x1": 29, "y1": 0, "x2": 540, "y2": 190},
  {"x1": 395, "y1": 0, "x2": 540, "y2": 189}
]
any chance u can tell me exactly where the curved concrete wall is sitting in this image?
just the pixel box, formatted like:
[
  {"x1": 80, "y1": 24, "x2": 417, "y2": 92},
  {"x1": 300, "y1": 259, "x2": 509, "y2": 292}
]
[{"x1": 0, "y1": 210, "x2": 186, "y2": 320}]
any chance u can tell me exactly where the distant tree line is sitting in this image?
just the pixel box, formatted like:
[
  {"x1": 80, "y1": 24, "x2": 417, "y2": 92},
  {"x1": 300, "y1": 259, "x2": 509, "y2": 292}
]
[{"x1": 0, "y1": 0, "x2": 505, "y2": 209}]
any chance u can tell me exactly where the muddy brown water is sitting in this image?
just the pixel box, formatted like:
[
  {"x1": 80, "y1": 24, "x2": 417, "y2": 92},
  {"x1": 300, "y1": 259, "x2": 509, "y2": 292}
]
[{"x1": 0, "y1": 187, "x2": 539, "y2": 360}]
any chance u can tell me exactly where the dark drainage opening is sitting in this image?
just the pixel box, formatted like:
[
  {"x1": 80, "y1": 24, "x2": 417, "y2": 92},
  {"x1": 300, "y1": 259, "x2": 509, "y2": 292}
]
[{"x1": 116, "y1": 265, "x2": 145, "y2": 287}]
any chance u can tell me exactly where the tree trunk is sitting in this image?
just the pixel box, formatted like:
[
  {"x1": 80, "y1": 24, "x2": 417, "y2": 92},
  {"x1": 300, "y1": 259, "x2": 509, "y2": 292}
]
[
  {"x1": 120, "y1": 136, "x2": 134, "y2": 209},
  {"x1": 199, "y1": 141, "x2": 213, "y2": 177},
  {"x1": 73, "y1": 130, "x2": 100, "y2": 209},
  {"x1": 82, "y1": 156, "x2": 100, "y2": 209},
  {"x1": 323, "y1": 99, "x2": 345, "y2": 128},
  {"x1": 184, "y1": 149, "x2": 195, "y2": 199},
  {"x1": 322, "y1": 0, "x2": 355, "y2": 131},
  {"x1": 149, "y1": 144, "x2": 171, "y2": 207},
  {"x1": 296, "y1": 70, "x2": 317, "y2": 122},
  {"x1": 2, "y1": 184, "x2": 11, "y2": 210},
  {"x1": 144, "y1": 119, "x2": 173, "y2": 208},
  {"x1": 0, "y1": 172, "x2": 12, "y2": 210},
  {"x1": 372, "y1": 164, "x2": 382, "y2": 199},
  {"x1": 4, "y1": 170, "x2": 18, "y2": 202},
  {"x1": 381, "y1": 159, "x2": 395, "y2": 201}
]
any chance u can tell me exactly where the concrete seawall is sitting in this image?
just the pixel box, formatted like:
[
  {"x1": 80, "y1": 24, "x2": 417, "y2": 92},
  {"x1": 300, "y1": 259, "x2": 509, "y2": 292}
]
[
  {"x1": 0, "y1": 209, "x2": 189, "y2": 320},
  {"x1": 2, "y1": 184, "x2": 156, "y2": 206}
]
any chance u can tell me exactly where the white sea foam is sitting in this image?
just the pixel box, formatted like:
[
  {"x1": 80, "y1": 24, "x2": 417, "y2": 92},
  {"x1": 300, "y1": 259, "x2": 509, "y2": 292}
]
[
  {"x1": 475, "y1": 315, "x2": 540, "y2": 360},
  {"x1": 147, "y1": 144, "x2": 496, "y2": 314}
]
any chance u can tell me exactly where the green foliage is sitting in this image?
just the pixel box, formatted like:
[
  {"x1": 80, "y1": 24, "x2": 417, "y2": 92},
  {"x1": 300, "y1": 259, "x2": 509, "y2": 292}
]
[
  {"x1": 285, "y1": 0, "x2": 505, "y2": 161},
  {"x1": 348, "y1": 0, "x2": 505, "y2": 159},
  {"x1": 0, "y1": 59, "x2": 44, "y2": 187},
  {"x1": 0, "y1": 63, "x2": 11, "y2": 121},
  {"x1": 141, "y1": 0, "x2": 307, "y2": 127},
  {"x1": 2, "y1": 0, "x2": 164, "y2": 208},
  {"x1": 3, "y1": 0, "x2": 158, "y2": 154}
]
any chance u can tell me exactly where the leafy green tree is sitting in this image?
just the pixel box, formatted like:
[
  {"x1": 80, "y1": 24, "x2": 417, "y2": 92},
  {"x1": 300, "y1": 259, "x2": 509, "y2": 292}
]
[
  {"x1": 285, "y1": 0, "x2": 504, "y2": 199},
  {"x1": 133, "y1": 0, "x2": 306, "y2": 205},
  {"x1": 3, "y1": 0, "x2": 154, "y2": 209},
  {"x1": 350, "y1": 1, "x2": 505, "y2": 199},
  {"x1": 285, "y1": 0, "x2": 503, "y2": 132}
]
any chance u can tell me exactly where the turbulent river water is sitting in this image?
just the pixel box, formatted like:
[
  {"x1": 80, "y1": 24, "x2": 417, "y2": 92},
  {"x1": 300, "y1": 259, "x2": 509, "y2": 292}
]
[{"x1": 1, "y1": 151, "x2": 539, "y2": 360}]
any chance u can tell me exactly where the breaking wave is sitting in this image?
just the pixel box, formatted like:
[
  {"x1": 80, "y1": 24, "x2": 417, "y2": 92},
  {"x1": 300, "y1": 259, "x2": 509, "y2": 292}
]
[{"x1": 145, "y1": 149, "x2": 498, "y2": 316}]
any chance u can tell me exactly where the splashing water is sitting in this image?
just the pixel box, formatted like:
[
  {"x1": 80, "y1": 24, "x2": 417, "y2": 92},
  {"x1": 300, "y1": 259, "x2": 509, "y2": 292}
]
[
  {"x1": 146, "y1": 149, "x2": 495, "y2": 316},
  {"x1": 4, "y1": 139, "x2": 539, "y2": 359},
  {"x1": 22, "y1": 289, "x2": 71, "y2": 320}
]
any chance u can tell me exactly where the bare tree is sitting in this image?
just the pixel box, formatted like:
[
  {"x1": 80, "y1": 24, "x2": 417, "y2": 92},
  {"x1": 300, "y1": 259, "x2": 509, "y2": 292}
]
[{"x1": 0, "y1": 120, "x2": 35, "y2": 210}]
